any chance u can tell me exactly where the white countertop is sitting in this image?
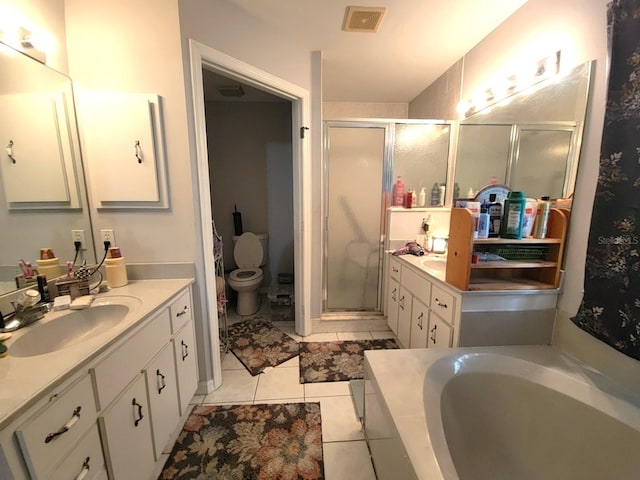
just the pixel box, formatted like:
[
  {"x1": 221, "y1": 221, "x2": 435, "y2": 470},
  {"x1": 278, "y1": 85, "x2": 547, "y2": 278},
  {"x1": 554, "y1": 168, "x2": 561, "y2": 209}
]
[{"x1": 0, "y1": 278, "x2": 193, "y2": 428}]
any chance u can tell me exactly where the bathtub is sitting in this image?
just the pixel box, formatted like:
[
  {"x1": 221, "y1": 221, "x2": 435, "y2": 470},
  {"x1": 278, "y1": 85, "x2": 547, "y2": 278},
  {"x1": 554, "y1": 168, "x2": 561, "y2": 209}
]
[{"x1": 363, "y1": 346, "x2": 640, "y2": 480}]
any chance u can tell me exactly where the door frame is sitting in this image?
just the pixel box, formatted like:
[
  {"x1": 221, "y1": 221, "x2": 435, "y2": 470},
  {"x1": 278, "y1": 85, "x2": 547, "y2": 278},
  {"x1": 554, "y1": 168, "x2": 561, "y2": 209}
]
[{"x1": 188, "y1": 40, "x2": 312, "y2": 389}]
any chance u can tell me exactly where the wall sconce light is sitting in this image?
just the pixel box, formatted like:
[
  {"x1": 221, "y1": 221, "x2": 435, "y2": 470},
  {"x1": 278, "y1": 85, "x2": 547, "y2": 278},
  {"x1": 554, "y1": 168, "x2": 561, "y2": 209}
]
[
  {"x1": 0, "y1": 26, "x2": 47, "y2": 63},
  {"x1": 431, "y1": 237, "x2": 448, "y2": 255},
  {"x1": 458, "y1": 50, "x2": 561, "y2": 118}
]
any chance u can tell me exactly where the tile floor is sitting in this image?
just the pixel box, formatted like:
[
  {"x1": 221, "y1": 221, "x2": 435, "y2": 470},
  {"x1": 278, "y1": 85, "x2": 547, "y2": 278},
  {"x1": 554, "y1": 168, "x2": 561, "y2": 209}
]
[{"x1": 184, "y1": 297, "x2": 397, "y2": 480}]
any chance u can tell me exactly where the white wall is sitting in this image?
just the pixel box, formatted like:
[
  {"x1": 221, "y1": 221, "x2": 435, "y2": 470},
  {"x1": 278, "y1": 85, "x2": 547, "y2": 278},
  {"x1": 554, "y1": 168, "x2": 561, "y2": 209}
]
[
  {"x1": 323, "y1": 102, "x2": 409, "y2": 119},
  {"x1": 409, "y1": 59, "x2": 463, "y2": 119},
  {"x1": 455, "y1": 0, "x2": 640, "y2": 380}
]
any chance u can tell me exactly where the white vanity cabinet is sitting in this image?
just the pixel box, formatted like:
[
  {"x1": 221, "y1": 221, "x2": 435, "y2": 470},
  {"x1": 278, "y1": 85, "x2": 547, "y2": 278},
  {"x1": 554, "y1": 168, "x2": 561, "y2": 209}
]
[
  {"x1": 0, "y1": 281, "x2": 198, "y2": 480},
  {"x1": 384, "y1": 257, "x2": 401, "y2": 335}
]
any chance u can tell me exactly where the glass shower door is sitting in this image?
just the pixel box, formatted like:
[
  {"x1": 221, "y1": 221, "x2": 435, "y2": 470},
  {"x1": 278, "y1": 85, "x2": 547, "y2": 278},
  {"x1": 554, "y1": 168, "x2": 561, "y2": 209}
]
[{"x1": 324, "y1": 124, "x2": 387, "y2": 311}]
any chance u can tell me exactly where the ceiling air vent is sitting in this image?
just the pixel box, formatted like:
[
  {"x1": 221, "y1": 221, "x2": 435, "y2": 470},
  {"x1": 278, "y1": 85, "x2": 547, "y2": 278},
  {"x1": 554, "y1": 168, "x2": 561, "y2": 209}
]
[
  {"x1": 217, "y1": 84, "x2": 245, "y2": 97},
  {"x1": 343, "y1": 6, "x2": 386, "y2": 33}
]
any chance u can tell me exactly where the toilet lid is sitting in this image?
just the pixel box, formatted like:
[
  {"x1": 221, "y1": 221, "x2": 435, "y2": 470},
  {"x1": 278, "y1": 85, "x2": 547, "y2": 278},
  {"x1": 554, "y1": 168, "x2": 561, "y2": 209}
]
[{"x1": 233, "y1": 232, "x2": 263, "y2": 268}]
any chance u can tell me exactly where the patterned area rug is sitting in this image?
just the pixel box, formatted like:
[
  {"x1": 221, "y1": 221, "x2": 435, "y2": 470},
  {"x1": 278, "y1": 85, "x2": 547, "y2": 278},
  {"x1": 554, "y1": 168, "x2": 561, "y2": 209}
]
[
  {"x1": 160, "y1": 403, "x2": 324, "y2": 479},
  {"x1": 228, "y1": 318, "x2": 299, "y2": 375},
  {"x1": 299, "y1": 339, "x2": 399, "y2": 383}
]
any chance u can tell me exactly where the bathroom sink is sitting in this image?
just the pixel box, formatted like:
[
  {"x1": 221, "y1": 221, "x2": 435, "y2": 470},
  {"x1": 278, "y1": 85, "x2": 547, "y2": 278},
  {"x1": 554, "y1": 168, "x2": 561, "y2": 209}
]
[
  {"x1": 9, "y1": 296, "x2": 141, "y2": 357},
  {"x1": 421, "y1": 256, "x2": 447, "y2": 274}
]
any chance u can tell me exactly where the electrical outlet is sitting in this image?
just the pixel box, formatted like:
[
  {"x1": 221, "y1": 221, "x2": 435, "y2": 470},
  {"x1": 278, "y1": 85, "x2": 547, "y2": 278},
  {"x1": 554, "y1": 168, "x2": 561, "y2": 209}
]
[
  {"x1": 100, "y1": 229, "x2": 116, "y2": 247},
  {"x1": 71, "y1": 230, "x2": 87, "y2": 250}
]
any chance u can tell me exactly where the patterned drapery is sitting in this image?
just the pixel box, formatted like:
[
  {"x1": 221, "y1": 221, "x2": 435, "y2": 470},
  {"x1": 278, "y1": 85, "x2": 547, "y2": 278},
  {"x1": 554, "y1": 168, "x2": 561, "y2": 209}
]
[{"x1": 571, "y1": 0, "x2": 640, "y2": 360}]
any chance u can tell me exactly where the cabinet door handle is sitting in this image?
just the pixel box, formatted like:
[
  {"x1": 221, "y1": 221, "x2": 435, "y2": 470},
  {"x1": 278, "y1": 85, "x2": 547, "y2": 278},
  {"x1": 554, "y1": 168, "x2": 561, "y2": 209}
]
[
  {"x1": 430, "y1": 324, "x2": 438, "y2": 344},
  {"x1": 391, "y1": 287, "x2": 397, "y2": 302},
  {"x1": 399, "y1": 295, "x2": 405, "y2": 310},
  {"x1": 176, "y1": 305, "x2": 189, "y2": 317},
  {"x1": 156, "y1": 369, "x2": 166, "y2": 394},
  {"x1": 392, "y1": 266, "x2": 399, "y2": 273},
  {"x1": 132, "y1": 398, "x2": 144, "y2": 427},
  {"x1": 45, "y1": 406, "x2": 81, "y2": 443},
  {"x1": 181, "y1": 340, "x2": 189, "y2": 361},
  {"x1": 74, "y1": 457, "x2": 90, "y2": 480},
  {"x1": 434, "y1": 298, "x2": 448, "y2": 309},
  {"x1": 417, "y1": 312, "x2": 424, "y2": 330}
]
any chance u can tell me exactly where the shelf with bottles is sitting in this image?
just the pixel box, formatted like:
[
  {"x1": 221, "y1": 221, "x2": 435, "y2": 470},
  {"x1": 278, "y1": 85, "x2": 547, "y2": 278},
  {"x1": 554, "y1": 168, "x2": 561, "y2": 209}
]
[{"x1": 445, "y1": 207, "x2": 568, "y2": 291}]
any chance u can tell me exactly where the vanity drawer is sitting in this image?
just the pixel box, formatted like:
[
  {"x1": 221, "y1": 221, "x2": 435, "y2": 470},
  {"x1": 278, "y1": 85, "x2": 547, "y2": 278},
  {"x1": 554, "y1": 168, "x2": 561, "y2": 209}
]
[
  {"x1": 50, "y1": 425, "x2": 106, "y2": 480},
  {"x1": 388, "y1": 256, "x2": 401, "y2": 281},
  {"x1": 169, "y1": 288, "x2": 192, "y2": 333},
  {"x1": 91, "y1": 308, "x2": 171, "y2": 410},
  {"x1": 430, "y1": 284, "x2": 455, "y2": 325},
  {"x1": 16, "y1": 374, "x2": 97, "y2": 480},
  {"x1": 401, "y1": 266, "x2": 431, "y2": 304}
]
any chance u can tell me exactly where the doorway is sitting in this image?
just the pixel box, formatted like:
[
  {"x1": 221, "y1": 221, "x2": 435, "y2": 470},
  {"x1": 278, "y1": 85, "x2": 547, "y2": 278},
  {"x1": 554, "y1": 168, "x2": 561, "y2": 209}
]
[{"x1": 188, "y1": 40, "x2": 312, "y2": 389}]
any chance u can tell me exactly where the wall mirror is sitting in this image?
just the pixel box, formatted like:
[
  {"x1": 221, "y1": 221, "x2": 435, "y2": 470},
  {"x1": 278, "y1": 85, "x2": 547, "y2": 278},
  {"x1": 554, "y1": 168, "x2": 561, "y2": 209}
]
[
  {"x1": 454, "y1": 60, "x2": 594, "y2": 200},
  {"x1": 0, "y1": 42, "x2": 96, "y2": 296}
]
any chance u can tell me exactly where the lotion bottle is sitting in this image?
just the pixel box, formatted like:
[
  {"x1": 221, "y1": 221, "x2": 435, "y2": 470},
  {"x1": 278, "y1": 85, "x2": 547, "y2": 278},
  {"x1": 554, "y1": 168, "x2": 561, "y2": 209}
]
[
  {"x1": 392, "y1": 176, "x2": 405, "y2": 206},
  {"x1": 418, "y1": 187, "x2": 426, "y2": 207}
]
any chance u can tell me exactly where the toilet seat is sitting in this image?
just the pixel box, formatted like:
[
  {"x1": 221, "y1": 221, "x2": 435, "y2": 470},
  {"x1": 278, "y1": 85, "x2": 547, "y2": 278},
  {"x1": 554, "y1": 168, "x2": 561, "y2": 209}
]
[{"x1": 229, "y1": 268, "x2": 263, "y2": 283}]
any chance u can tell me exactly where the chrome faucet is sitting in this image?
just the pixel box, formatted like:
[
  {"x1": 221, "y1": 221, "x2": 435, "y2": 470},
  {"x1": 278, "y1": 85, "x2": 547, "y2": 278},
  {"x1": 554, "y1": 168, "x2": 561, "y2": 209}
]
[{"x1": 0, "y1": 302, "x2": 52, "y2": 333}]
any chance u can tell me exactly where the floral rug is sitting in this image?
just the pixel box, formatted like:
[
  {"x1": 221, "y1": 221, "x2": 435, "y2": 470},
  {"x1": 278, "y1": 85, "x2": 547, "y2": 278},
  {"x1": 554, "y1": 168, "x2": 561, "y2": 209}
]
[
  {"x1": 228, "y1": 318, "x2": 299, "y2": 375},
  {"x1": 298, "y1": 339, "x2": 399, "y2": 383},
  {"x1": 159, "y1": 403, "x2": 324, "y2": 479}
]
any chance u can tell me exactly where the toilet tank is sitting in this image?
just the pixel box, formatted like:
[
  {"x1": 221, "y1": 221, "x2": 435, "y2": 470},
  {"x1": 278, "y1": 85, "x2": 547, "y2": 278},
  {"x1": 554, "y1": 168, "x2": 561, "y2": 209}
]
[{"x1": 232, "y1": 233, "x2": 268, "y2": 267}]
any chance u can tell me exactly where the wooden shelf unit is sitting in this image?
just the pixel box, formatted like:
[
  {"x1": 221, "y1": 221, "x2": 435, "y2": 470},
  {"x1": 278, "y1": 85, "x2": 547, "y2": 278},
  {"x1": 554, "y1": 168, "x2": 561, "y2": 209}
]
[{"x1": 446, "y1": 207, "x2": 568, "y2": 291}]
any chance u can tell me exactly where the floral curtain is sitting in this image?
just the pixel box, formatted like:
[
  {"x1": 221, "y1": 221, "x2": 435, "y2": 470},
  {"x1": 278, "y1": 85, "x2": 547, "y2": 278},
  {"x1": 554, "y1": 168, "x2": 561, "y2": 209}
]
[{"x1": 571, "y1": 0, "x2": 640, "y2": 360}]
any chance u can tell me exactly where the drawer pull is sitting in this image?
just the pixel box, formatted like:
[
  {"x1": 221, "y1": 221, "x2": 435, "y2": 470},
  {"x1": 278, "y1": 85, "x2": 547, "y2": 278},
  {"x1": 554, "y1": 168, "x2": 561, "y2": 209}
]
[
  {"x1": 417, "y1": 312, "x2": 424, "y2": 330},
  {"x1": 176, "y1": 305, "x2": 189, "y2": 317},
  {"x1": 430, "y1": 324, "x2": 438, "y2": 344},
  {"x1": 399, "y1": 295, "x2": 405, "y2": 310},
  {"x1": 74, "y1": 457, "x2": 90, "y2": 480},
  {"x1": 157, "y1": 369, "x2": 166, "y2": 394},
  {"x1": 44, "y1": 406, "x2": 81, "y2": 443},
  {"x1": 434, "y1": 298, "x2": 448, "y2": 309},
  {"x1": 181, "y1": 340, "x2": 189, "y2": 361},
  {"x1": 132, "y1": 398, "x2": 144, "y2": 427},
  {"x1": 392, "y1": 266, "x2": 399, "y2": 273}
]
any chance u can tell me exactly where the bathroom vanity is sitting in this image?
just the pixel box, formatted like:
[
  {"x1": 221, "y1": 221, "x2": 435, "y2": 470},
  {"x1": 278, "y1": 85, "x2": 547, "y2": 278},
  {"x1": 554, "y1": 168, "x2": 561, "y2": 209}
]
[
  {"x1": 385, "y1": 249, "x2": 559, "y2": 349},
  {"x1": 0, "y1": 279, "x2": 197, "y2": 480}
]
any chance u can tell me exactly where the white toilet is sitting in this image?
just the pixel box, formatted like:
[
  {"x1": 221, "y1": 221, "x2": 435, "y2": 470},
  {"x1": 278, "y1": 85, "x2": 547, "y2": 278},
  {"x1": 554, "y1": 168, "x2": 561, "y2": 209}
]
[{"x1": 227, "y1": 232, "x2": 268, "y2": 315}]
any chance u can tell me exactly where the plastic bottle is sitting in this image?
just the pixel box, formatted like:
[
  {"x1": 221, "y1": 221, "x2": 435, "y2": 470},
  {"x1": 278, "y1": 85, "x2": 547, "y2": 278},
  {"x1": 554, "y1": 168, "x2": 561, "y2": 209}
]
[
  {"x1": 533, "y1": 196, "x2": 552, "y2": 238},
  {"x1": 487, "y1": 193, "x2": 502, "y2": 238},
  {"x1": 500, "y1": 191, "x2": 526, "y2": 239},
  {"x1": 392, "y1": 176, "x2": 405, "y2": 206},
  {"x1": 430, "y1": 183, "x2": 440, "y2": 206},
  {"x1": 404, "y1": 189, "x2": 413, "y2": 208},
  {"x1": 477, "y1": 206, "x2": 490, "y2": 239},
  {"x1": 438, "y1": 184, "x2": 446, "y2": 206},
  {"x1": 418, "y1": 187, "x2": 426, "y2": 207},
  {"x1": 411, "y1": 188, "x2": 417, "y2": 208},
  {"x1": 453, "y1": 183, "x2": 460, "y2": 200}
]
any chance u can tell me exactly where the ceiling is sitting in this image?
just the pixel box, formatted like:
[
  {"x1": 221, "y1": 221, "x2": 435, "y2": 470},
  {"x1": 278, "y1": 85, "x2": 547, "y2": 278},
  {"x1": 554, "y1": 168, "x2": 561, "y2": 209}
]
[{"x1": 216, "y1": 0, "x2": 528, "y2": 103}]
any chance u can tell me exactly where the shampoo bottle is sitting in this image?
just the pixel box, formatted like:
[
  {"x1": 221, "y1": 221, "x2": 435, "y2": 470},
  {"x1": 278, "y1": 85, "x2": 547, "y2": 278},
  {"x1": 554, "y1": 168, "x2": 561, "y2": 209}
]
[
  {"x1": 418, "y1": 187, "x2": 426, "y2": 207},
  {"x1": 438, "y1": 184, "x2": 446, "y2": 206},
  {"x1": 430, "y1": 183, "x2": 440, "y2": 206},
  {"x1": 392, "y1": 176, "x2": 405, "y2": 206},
  {"x1": 411, "y1": 188, "x2": 417, "y2": 208},
  {"x1": 533, "y1": 196, "x2": 552, "y2": 238},
  {"x1": 487, "y1": 193, "x2": 502, "y2": 238},
  {"x1": 500, "y1": 191, "x2": 526, "y2": 239},
  {"x1": 477, "y1": 206, "x2": 490, "y2": 239},
  {"x1": 404, "y1": 189, "x2": 413, "y2": 208}
]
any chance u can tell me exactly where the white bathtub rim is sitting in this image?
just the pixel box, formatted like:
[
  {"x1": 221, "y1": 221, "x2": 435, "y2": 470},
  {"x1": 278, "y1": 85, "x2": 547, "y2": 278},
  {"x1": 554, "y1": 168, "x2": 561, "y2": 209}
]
[{"x1": 423, "y1": 350, "x2": 640, "y2": 480}]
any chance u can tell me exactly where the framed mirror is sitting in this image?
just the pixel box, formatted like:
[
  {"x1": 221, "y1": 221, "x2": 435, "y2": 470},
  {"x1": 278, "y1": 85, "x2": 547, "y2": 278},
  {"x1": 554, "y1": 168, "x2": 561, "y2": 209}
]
[
  {"x1": 0, "y1": 42, "x2": 96, "y2": 295},
  {"x1": 453, "y1": 60, "x2": 594, "y2": 201}
]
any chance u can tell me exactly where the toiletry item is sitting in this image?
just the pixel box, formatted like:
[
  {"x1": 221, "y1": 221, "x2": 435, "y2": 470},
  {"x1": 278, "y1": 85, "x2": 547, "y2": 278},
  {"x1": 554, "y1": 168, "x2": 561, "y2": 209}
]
[
  {"x1": 466, "y1": 186, "x2": 475, "y2": 198},
  {"x1": 20, "y1": 289, "x2": 41, "y2": 307},
  {"x1": 233, "y1": 205, "x2": 244, "y2": 235},
  {"x1": 404, "y1": 189, "x2": 413, "y2": 208},
  {"x1": 430, "y1": 182, "x2": 439, "y2": 206},
  {"x1": 37, "y1": 249, "x2": 62, "y2": 280},
  {"x1": 36, "y1": 275, "x2": 51, "y2": 302},
  {"x1": 105, "y1": 247, "x2": 128, "y2": 288},
  {"x1": 392, "y1": 176, "x2": 405, "y2": 206},
  {"x1": 438, "y1": 184, "x2": 446, "y2": 206},
  {"x1": 533, "y1": 196, "x2": 552, "y2": 238},
  {"x1": 464, "y1": 201, "x2": 481, "y2": 239},
  {"x1": 418, "y1": 187, "x2": 426, "y2": 207},
  {"x1": 521, "y1": 198, "x2": 538, "y2": 237},
  {"x1": 500, "y1": 191, "x2": 526, "y2": 239},
  {"x1": 18, "y1": 260, "x2": 34, "y2": 280},
  {"x1": 453, "y1": 183, "x2": 460, "y2": 200},
  {"x1": 421, "y1": 217, "x2": 431, "y2": 251},
  {"x1": 477, "y1": 206, "x2": 490, "y2": 239},
  {"x1": 70, "y1": 295, "x2": 94, "y2": 310},
  {"x1": 53, "y1": 295, "x2": 72, "y2": 311},
  {"x1": 411, "y1": 188, "x2": 417, "y2": 208},
  {"x1": 487, "y1": 193, "x2": 502, "y2": 238}
]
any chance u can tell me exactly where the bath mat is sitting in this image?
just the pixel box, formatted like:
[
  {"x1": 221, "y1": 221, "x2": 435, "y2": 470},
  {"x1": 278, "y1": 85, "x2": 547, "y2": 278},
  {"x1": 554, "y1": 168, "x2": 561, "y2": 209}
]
[
  {"x1": 228, "y1": 317, "x2": 299, "y2": 375},
  {"x1": 299, "y1": 339, "x2": 399, "y2": 383},
  {"x1": 159, "y1": 402, "x2": 324, "y2": 479}
]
